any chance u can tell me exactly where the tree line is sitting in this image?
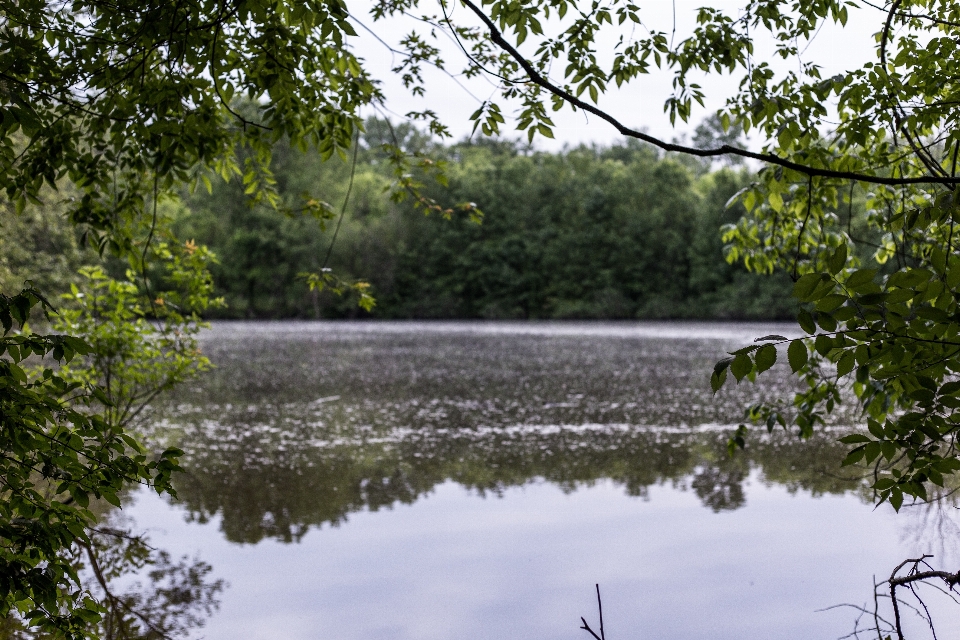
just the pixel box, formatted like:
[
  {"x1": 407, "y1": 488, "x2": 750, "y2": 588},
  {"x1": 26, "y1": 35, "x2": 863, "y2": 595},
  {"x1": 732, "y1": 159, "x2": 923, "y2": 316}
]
[{"x1": 174, "y1": 121, "x2": 796, "y2": 320}]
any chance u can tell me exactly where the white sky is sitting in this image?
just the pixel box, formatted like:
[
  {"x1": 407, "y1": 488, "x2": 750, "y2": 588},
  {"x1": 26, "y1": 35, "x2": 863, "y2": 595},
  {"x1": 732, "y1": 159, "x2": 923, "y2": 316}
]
[{"x1": 349, "y1": 0, "x2": 889, "y2": 151}]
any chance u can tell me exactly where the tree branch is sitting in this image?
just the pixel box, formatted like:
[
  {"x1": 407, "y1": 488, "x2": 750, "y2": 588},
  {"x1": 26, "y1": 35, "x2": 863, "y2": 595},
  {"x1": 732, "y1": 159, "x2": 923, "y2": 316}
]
[
  {"x1": 579, "y1": 584, "x2": 606, "y2": 640},
  {"x1": 458, "y1": 0, "x2": 960, "y2": 186}
]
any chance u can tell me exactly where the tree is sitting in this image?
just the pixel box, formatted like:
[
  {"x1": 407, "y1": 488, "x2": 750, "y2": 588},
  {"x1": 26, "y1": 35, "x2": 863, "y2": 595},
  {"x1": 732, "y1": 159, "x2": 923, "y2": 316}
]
[{"x1": 0, "y1": 289, "x2": 181, "y2": 636}]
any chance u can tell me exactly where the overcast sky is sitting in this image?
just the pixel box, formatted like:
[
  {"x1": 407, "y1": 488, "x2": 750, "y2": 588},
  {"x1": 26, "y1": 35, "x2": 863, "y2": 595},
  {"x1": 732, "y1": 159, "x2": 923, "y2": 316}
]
[{"x1": 349, "y1": 0, "x2": 888, "y2": 151}]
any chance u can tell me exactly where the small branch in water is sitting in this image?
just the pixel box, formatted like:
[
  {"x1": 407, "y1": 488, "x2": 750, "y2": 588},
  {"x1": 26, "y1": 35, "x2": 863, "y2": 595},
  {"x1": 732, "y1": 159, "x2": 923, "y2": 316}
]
[
  {"x1": 888, "y1": 555, "x2": 960, "y2": 640},
  {"x1": 580, "y1": 584, "x2": 606, "y2": 640},
  {"x1": 823, "y1": 555, "x2": 959, "y2": 640}
]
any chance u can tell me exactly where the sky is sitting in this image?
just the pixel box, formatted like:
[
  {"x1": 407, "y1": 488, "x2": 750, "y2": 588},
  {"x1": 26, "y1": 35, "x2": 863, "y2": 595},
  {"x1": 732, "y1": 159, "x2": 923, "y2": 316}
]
[{"x1": 347, "y1": 0, "x2": 889, "y2": 151}]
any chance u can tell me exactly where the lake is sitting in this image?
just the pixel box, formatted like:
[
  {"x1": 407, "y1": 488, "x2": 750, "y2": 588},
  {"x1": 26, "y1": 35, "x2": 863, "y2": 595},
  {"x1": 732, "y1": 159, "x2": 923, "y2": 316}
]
[{"x1": 126, "y1": 321, "x2": 960, "y2": 640}]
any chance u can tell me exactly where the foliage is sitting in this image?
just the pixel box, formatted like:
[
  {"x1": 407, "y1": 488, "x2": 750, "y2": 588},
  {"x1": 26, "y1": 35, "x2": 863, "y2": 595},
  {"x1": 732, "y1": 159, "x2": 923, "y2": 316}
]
[
  {"x1": 0, "y1": 0, "x2": 380, "y2": 240},
  {"x1": 175, "y1": 132, "x2": 794, "y2": 320},
  {"x1": 0, "y1": 181, "x2": 220, "y2": 637},
  {"x1": 54, "y1": 239, "x2": 223, "y2": 430},
  {"x1": 0, "y1": 188, "x2": 92, "y2": 303},
  {"x1": 0, "y1": 288, "x2": 181, "y2": 637}
]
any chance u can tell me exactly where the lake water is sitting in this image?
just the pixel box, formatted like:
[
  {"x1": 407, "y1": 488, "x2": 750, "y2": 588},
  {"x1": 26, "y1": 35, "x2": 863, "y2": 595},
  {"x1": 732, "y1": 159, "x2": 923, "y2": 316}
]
[{"x1": 127, "y1": 321, "x2": 960, "y2": 640}]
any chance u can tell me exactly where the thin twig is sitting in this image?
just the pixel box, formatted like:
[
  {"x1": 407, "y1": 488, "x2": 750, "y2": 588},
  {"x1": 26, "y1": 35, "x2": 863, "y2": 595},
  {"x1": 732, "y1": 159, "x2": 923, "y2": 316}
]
[
  {"x1": 322, "y1": 128, "x2": 360, "y2": 270},
  {"x1": 579, "y1": 583, "x2": 606, "y2": 640}
]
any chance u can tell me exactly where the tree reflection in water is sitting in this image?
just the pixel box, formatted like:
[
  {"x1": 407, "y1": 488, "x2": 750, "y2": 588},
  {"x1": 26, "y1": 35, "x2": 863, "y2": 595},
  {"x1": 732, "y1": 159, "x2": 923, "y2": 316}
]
[
  {"x1": 159, "y1": 412, "x2": 864, "y2": 544},
  {"x1": 142, "y1": 322, "x2": 880, "y2": 544}
]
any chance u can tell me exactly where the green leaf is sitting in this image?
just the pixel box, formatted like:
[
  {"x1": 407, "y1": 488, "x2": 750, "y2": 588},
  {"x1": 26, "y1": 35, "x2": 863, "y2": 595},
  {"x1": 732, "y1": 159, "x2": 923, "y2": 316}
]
[
  {"x1": 711, "y1": 367, "x2": 728, "y2": 393},
  {"x1": 797, "y1": 309, "x2": 816, "y2": 334},
  {"x1": 814, "y1": 334, "x2": 832, "y2": 356},
  {"x1": 9, "y1": 363, "x2": 26, "y2": 382},
  {"x1": 103, "y1": 492, "x2": 122, "y2": 507},
  {"x1": 730, "y1": 352, "x2": 752, "y2": 381},
  {"x1": 714, "y1": 357, "x2": 734, "y2": 375},
  {"x1": 838, "y1": 433, "x2": 871, "y2": 444},
  {"x1": 947, "y1": 261, "x2": 960, "y2": 289},
  {"x1": 730, "y1": 344, "x2": 761, "y2": 356},
  {"x1": 873, "y1": 478, "x2": 896, "y2": 490},
  {"x1": 889, "y1": 488, "x2": 904, "y2": 511},
  {"x1": 787, "y1": 339, "x2": 807, "y2": 372},
  {"x1": 755, "y1": 344, "x2": 777, "y2": 373},
  {"x1": 836, "y1": 351, "x2": 856, "y2": 378},
  {"x1": 940, "y1": 381, "x2": 960, "y2": 396},
  {"x1": 845, "y1": 269, "x2": 877, "y2": 288},
  {"x1": 768, "y1": 190, "x2": 783, "y2": 212},
  {"x1": 815, "y1": 294, "x2": 846, "y2": 312},
  {"x1": 794, "y1": 273, "x2": 823, "y2": 300},
  {"x1": 817, "y1": 312, "x2": 837, "y2": 332},
  {"x1": 885, "y1": 289, "x2": 914, "y2": 304},
  {"x1": 827, "y1": 244, "x2": 847, "y2": 275},
  {"x1": 841, "y1": 446, "x2": 866, "y2": 466}
]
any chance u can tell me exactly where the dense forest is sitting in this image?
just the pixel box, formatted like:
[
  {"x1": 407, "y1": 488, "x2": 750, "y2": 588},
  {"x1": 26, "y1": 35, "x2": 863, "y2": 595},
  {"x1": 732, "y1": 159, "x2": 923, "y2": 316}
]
[
  {"x1": 0, "y1": 120, "x2": 797, "y2": 321},
  {"x1": 168, "y1": 120, "x2": 795, "y2": 320}
]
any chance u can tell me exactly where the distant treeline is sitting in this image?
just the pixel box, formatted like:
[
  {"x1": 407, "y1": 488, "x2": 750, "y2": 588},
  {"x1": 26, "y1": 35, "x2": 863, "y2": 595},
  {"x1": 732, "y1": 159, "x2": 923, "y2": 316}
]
[{"x1": 174, "y1": 120, "x2": 795, "y2": 320}]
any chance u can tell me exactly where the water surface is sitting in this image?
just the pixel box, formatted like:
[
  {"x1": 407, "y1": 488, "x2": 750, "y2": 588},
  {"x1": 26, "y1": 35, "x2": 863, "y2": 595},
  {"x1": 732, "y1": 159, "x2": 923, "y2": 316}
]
[{"x1": 130, "y1": 321, "x2": 960, "y2": 639}]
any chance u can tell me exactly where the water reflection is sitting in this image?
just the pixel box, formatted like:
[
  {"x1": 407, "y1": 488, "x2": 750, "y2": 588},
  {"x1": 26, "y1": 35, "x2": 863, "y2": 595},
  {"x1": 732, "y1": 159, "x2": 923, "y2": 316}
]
[
  {"x1": 149, "y1": 321, "x2": 869, "y2": 544},
  {"x1": 171, "y1": 421, "x2": 868, "y2": 543}
]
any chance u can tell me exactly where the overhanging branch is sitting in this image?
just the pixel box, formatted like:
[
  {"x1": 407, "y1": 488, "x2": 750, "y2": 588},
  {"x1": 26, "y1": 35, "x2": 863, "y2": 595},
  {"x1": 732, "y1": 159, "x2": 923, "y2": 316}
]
[{"x1": 458, "y1": 0, "x2": 960, "y2": 187}]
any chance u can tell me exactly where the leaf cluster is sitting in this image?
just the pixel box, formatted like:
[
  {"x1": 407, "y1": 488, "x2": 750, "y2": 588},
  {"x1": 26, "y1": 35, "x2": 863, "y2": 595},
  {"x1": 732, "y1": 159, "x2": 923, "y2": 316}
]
[{"x1": 0, "y1": 289, "x2": 182, "y2": 637}]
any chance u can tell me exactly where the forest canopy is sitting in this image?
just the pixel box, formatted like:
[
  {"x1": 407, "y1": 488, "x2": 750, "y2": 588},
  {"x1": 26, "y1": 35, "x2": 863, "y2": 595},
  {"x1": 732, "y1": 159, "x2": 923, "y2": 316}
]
[{"x1": 170, "y1": 125, "x2": 796, "y2": 321}]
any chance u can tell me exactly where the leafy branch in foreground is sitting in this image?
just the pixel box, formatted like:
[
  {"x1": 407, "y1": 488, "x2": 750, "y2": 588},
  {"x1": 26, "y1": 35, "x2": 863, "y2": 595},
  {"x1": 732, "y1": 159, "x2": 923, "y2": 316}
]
[
  {"x1": 713, "y1": 193, "x2": 960, "y2": 510},
  {"x1": 0, "y1": 288, "x2": 182, "y2": 638},
  {"x1": 54, "y1": 237, "x2": 224, "y2": 430}
]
